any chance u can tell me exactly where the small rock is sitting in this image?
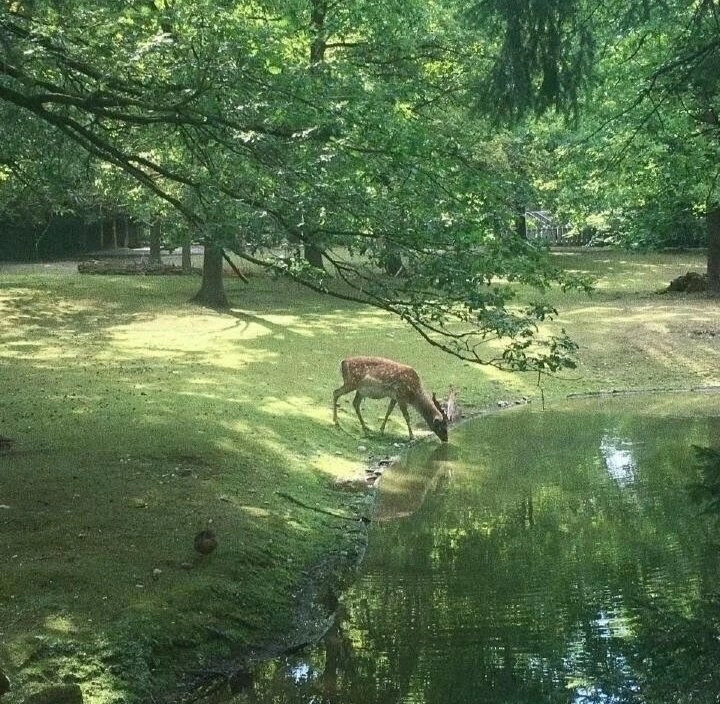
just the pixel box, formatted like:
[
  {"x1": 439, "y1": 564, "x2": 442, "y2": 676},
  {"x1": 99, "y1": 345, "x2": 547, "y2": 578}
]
[
  {"x1": 663, "y1": 270, "x2": 707, "y2": 293},
  {"x1": 357, "y1": 445, "x2": 367, "y2": 452},
  {"x1": 152, "y1": 568, "x2": 162, "y2": 580}
]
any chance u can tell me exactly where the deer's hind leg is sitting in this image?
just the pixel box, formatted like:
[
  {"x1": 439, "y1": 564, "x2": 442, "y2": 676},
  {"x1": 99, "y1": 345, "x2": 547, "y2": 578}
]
[
  {"x1": 332, "y1": 383, "x2": 354, "y2": 425},
  {"x1": 352, "y1": 392, "x2": 370, "y2": 434},
  {"x1": 380, "y1": 398, "x2": 397, "y2": 435}
]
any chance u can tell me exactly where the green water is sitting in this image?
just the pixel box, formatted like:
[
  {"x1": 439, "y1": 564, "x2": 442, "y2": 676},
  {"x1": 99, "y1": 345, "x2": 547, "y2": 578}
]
[{"x1": 232, "y1": 395, "x2": 720, "y2": 703}]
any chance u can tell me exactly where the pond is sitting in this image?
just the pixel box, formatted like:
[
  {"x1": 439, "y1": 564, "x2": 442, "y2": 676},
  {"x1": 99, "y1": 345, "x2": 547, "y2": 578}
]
[{"x1": 225, "y1": 394, "x2": 720, "y2": 703}]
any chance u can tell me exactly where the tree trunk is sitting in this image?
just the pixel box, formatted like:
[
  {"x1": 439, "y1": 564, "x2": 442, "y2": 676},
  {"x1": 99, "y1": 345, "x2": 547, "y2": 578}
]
[
  {"x1": 707, "y1": 203, "x2": 720, "y2": 297},
  {"x1": 122, "y1": 216, "x2": 130, "y2": 248},
  {"x1": 301, "y1": 0, "x2": 328, "y2": 272},
  {"x1": 149, "y1": 221, "x2": 162, "y2": 266},
  {"x1": 304, "y1": 243, "x2": 325, "y2": 269},
  {"x1": 290, "y1": 232, "x2": 325, "y2": 269},
  {"x1": 382, "y1": 248, "x2": 404, "y2": 276},
  {"x1": 514, "y1": 210, "x2": 528, "y2": 240},
  {"x1": 111, "y1": 216, "x2": 118, "y2": 249},
  {"x1": 182, "y1": 236, "x2": 192, "y2": 273},
  {"x1": 192, "y1": 244, "x2": 229, "y2": 308}
]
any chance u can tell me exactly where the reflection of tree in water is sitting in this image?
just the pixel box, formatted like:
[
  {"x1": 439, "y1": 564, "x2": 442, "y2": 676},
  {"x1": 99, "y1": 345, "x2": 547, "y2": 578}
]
[
  {"x1": 629, "y1": 592, "x2": 720, "y2": 704},
  {"x1": 349, "y1": 412, "x2": 717, "y2": 704},
  {"x1": 689, "y1": 445, "x2": 720, "y2": 519},
  {"x1": 636, "y1": 434, "x2": 720, "y2": 704},
  {"x1": 237, "y1": 410, "x2": 720, "y2": 704}
]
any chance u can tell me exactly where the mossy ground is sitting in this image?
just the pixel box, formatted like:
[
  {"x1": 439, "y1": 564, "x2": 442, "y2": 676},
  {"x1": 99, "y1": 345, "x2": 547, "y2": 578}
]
[{"x1": 1, "y1": 250, "x2": 719, "y2": 703}]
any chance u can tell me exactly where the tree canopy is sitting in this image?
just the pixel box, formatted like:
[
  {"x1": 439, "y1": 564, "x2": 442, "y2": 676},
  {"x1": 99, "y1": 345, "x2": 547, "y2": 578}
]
[
  {"x1": 3, "y1": 0, "x2": 719, "y2": 370},
  {"x1": 1, "y1": 0, "x2": 592, "y2": 372}
]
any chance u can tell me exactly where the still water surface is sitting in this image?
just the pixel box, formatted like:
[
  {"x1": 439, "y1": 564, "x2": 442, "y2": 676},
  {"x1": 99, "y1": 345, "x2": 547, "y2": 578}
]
[{"x1": 233, "y1": 395, "x2": 720, "y2": 703}]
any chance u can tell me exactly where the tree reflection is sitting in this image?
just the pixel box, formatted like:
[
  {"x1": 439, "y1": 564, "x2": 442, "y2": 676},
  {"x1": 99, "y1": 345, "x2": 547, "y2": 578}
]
[{"x1": 232, "y1": 406, "x2": 720, "y2": 704}]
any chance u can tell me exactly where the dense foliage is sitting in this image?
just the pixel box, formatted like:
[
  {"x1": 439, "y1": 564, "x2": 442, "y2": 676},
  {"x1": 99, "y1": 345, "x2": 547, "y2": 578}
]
[
  {"x1": 0, "y1": 0, "x2": 592, "y2": 371},
  {"x1": 2, "y1": 0, "x2": 720, "y2": 363}
]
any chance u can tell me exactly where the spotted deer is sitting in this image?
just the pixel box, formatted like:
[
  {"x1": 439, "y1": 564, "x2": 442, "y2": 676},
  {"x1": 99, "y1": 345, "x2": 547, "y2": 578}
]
[{"x1": 332, "y1": 356, "x2": 448, "y2": 442}]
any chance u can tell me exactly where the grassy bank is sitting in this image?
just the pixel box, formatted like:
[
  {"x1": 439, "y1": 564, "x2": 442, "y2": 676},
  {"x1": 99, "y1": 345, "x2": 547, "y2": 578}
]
[{"x1": 1, "y1": 250, "x2": 719, "y2": 703}]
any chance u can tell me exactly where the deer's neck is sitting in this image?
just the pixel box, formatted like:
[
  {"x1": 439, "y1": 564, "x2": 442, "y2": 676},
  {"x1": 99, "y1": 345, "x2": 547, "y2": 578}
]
[{"x1": 412, "y1": 390, "x2": 441, "y2": 425}]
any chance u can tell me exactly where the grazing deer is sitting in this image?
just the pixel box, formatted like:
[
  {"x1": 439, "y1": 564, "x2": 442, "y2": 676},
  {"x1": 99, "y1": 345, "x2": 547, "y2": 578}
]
[{"x1": 332, "y1": 356, "x2": 448, "y2": 442}]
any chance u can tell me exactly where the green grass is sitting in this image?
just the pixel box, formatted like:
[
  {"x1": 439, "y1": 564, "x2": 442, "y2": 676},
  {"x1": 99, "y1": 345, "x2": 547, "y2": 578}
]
[{"x1": 1, "y1": 250, "x2": 719, "y2": 703}]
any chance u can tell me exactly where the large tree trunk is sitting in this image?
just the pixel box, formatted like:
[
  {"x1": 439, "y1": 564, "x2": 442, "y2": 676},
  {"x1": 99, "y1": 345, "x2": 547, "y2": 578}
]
[
  {"x1": 304, "y1": 243, "x2": 325, "y2": 269},
  {"x1": 192, "y1": 244, "x2": 228, "y2": 308},
  {"x1": 301, "y1": 0, "x2": 328, "y2": 272},
  {"x1": 290, "y1": 232, "x2": 325, "y2": 269},
  {"x1": 707, "y1": 203, "x2": 720, "y2": 297},
  {"x1": 182, "y1": 236, "x2": 192, "y2": 273},
  {"x1": 149, "y1": 222, "x2": 162, "y2": 266}
]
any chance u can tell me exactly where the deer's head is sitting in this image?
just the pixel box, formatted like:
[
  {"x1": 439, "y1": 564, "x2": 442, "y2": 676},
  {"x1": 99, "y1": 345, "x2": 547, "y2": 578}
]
[{"x1": 431, "y1": 393, "x2": 449, "y2": 442}]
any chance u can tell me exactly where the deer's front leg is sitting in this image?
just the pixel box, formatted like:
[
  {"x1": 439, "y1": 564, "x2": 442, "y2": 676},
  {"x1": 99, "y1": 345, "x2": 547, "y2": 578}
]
[
  {"x1": 398, "y1": 402, "x2": 414, "y2": 439},
  {"x1": 380, "y1": 398, "x2": 397, "y2": 434},
  {"x1": 352, "y1": 392, "x2": 370, "y2": 433}
]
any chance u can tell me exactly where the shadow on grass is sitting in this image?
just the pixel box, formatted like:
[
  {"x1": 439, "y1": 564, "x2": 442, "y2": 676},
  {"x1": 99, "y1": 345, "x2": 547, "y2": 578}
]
[
  {"x1": 0, "y1": 355, "x2": 373, "y2": 702},
  {"x1": 0, "y1": 275, "x2": 400, "y2": 702}
]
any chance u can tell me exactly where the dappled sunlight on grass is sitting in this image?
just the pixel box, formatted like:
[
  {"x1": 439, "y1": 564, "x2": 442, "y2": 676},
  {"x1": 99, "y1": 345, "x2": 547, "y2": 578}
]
[
  {"x1": 312, "y1": 453, "x2": 359, "y2": 478},
  {"x1": 549, "y1": 249, "x2": 707, "y2": 296},
  {"x1": 260, "y1": 395, "x2": 330, "y2": 423},
  {"x1": 44, "y1": 615, "x2": 78, "y2": 634},
  {"x1": 107, "y1": 311, "x2": 275, "y2": 361},
  {"x1": 2, "y1": 255, "x2": 720, "y2": 701},
  {"x1": 239, "y1": 505, "x2": 273, "y2": 518}
]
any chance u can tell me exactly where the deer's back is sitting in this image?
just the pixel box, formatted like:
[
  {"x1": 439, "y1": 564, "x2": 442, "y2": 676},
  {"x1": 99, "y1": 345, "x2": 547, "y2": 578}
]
[{"x1": 341, "y1": 356, "x2": 421, "y2": 400}]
